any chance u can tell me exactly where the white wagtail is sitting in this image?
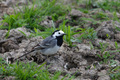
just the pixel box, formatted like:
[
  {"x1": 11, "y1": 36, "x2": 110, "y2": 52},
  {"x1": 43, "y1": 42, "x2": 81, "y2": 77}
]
[{"x1": 14, "y1": 30, "x2": 66, "y2": 61}]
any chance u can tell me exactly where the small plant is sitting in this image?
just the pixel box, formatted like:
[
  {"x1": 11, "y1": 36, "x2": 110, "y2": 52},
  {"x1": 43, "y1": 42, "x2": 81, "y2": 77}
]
[
  {"x1": 96, "y1": 42, "x2": 111, "y2": 63},
  {"x1": 59, "y1": 20, "x2": 78, "y2": 47},
  {"x1": 85, "y1": 0, "x2": 93, "y2": 9},
  {"x1": 89, "y1": 41, "x2": 94, "y2": 49},
  {"x1": 60, "y1": 25, "x2": 74, "y2": 47},
  {"x1": 91, "y1": 12, "x2": 109, "y2": 21},
  {"x1": 33, "y1": 27, "x2": 55, "y2": 39},
  {"x1": 97, "y1": 42, "x2": 120, "y2": 63},
  {"x1": 115, "y1": 23, "x2": 120, "y2": 32},
  {"x1": 0, "y1": 0, "x2": 68, "y2": 30},
  {"x1": 109, "y1": 66, "x2": 120, "y2": 80},
  {"x1": 0, "y1": 57, "x2": 74, "y2": 80},
  {"x1": 108, "y1": 60, "x2": 120, "y2": 79},
  {"x1": 76, "y1": 27, "x2": 97, "y2": 43},
  {"x1": 114, "y1": 41, "x2": 119, "y2": 49},
  {"x1": 97, "y1": 0, "x2": 120, "y2": 12},
  {"x1": 113, "y1": 12, "x2": 119, "y2": 21},
  {"x1": 97, "y1": 42, "x2": 114, "y2": 63}
]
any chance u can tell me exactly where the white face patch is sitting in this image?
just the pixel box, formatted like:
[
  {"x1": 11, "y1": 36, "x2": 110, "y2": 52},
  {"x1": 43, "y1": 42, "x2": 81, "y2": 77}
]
[{"x1": 52, "y1": 30, "x2": 65, "y2": 38}]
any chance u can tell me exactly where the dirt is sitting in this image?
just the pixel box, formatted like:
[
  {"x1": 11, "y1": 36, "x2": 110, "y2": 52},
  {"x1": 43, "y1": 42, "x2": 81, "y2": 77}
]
[
  {"x1": 0, "y1": 0, "x2": 120, "y2": 80},
  {"x1": 0, "y1": 27, "x2": 113, "y2": 80}
]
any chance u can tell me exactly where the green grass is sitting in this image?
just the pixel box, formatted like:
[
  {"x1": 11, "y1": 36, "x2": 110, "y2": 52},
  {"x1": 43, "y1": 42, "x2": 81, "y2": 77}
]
[
  {"x1": 77, "y1": 0, "x2": 120, "y2": 13},
  {"x1": 58, "y1": 21, "x2": 78, "y2": 47},
  {"x1": 1, "y1": 0, "x2": 120, "y2": 79},
  {"x1": 91, "y1": 12, "x2": 109, "y2": 21},
  {"x1": 97, "y1": 0, "x2": 120, "y2": 12},
  {"x1": 0, "y1": 0, "x2": 68, "y2": 30},
  {"x1": 76, "y1": 27, "x2": 97, "y2": 43},
  {"x1": 109, "y1": 66, "x2": 120, "y2": 80},
  {"x1": 0, "y1": 0, "x2": 69, "y2": 38},
  {"x1": 96, "y1": 42, "x2": 120, "y2": 63},
  {"x1": 0, "y1": 57, "x2": 74, "y2": 80}
]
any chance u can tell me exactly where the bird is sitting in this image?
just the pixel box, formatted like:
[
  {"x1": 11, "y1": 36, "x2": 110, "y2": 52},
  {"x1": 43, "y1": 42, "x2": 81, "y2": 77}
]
[{"x1": 14, "y1": 30, "x2": 66, "y2": 61}]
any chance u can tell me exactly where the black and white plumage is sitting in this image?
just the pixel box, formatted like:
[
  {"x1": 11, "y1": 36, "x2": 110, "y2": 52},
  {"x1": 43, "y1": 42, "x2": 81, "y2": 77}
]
[{"x1": 14, "y1": 30, "x2": 66, "y2": 60}]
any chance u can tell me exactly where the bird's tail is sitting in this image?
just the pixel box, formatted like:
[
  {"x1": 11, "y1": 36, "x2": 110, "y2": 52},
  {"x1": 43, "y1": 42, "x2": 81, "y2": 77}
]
[{"x1": 14, "y1": 49, "x2": 35, "y2": 61}]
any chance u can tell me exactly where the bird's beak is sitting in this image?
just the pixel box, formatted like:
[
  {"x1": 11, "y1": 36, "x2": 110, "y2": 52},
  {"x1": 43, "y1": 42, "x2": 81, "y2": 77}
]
[{"x1": 63, "y1": 33, "x2": 67, "y2": 35}]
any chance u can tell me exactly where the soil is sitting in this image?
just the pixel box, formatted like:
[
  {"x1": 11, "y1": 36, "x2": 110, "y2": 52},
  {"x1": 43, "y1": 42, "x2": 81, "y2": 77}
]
[{"x1": 0, "y1": 0, "x2": 120, "y2": 80}]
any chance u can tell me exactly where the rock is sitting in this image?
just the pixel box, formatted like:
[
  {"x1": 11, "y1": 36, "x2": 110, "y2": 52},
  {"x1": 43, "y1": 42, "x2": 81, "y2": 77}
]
[{"x1": 98, "y1": 75, "x2": 110, "y2": 80}]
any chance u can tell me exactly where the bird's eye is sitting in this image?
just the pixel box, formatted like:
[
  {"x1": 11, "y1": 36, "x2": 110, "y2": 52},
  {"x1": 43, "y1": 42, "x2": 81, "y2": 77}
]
[{"x1": 58, "y1": 32, "x2": 60, "y2": 34}]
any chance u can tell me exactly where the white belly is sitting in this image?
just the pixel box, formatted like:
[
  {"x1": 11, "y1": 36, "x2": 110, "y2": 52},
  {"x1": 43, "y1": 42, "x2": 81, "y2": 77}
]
[{"x1": 42, "y1": 45, "x2": 60, "y2": 55}]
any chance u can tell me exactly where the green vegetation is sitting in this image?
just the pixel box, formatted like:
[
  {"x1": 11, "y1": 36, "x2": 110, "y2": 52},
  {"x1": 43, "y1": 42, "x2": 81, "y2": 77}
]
[
  {"x1": 97, "y1": 0, "x2": 120, "y2": 12},
  {"x1": 76, "y1": 27, "x2": 97, "y2": 42},
  {"x1": 110, "y1": 66, "x2": 120, "y2": 80},
  {"x1": 1, "y1": 0, "x2": 120, "y2": 80},
  {"x1": 96, "y1": 42, "x2": 120, "y2": 63},
  {"x1": 81, "y1": 0, "x2": 120, "y2": 13},
  {"x1": 0, "y1": 0, "x2": 68, "y2": 30},
  {"x1": 0, "y1": 57, "x2": 73, "y2": 80}
]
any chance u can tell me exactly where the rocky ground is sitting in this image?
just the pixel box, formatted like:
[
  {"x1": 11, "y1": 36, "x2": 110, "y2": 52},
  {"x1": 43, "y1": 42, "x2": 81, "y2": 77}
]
[{"x1": 0, "y1": 0, "x2": 120, "y2": 80}]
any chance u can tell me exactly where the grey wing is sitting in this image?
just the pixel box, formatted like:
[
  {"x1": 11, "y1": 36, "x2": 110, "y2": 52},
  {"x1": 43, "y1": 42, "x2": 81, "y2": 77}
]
[{"x1": 34, "y1": 36, "x2": 57, "y2": 50}]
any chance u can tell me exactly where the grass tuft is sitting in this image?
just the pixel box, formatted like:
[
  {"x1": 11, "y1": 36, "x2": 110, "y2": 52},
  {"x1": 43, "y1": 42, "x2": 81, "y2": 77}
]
[{"x1": 0, "y1": 57, "x2": 74, "y2": 80}]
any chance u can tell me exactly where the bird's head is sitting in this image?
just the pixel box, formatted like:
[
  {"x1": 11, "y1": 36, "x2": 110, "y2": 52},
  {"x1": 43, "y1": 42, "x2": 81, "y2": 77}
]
[{"x1": 52, "y1": 30, "x2": 66, "y2": 38}]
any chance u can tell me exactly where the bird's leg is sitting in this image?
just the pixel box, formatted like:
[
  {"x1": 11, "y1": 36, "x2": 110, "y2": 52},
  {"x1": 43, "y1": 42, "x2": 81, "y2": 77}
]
[
  {"x1": 52, "y1": 55, "x2": 59, "y2": 60},
  {"x1": 46, "y1": 55, "x2": 48, "y2": 60},
  {"x1": 45, "y1": 55, "x2": 51, "y2": 65}
]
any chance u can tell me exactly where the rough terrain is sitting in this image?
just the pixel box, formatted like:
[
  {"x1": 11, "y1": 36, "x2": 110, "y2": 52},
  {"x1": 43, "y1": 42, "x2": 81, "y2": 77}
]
[{"x1": 0, "y1": 0, "x2": 120, "y2": 80}]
